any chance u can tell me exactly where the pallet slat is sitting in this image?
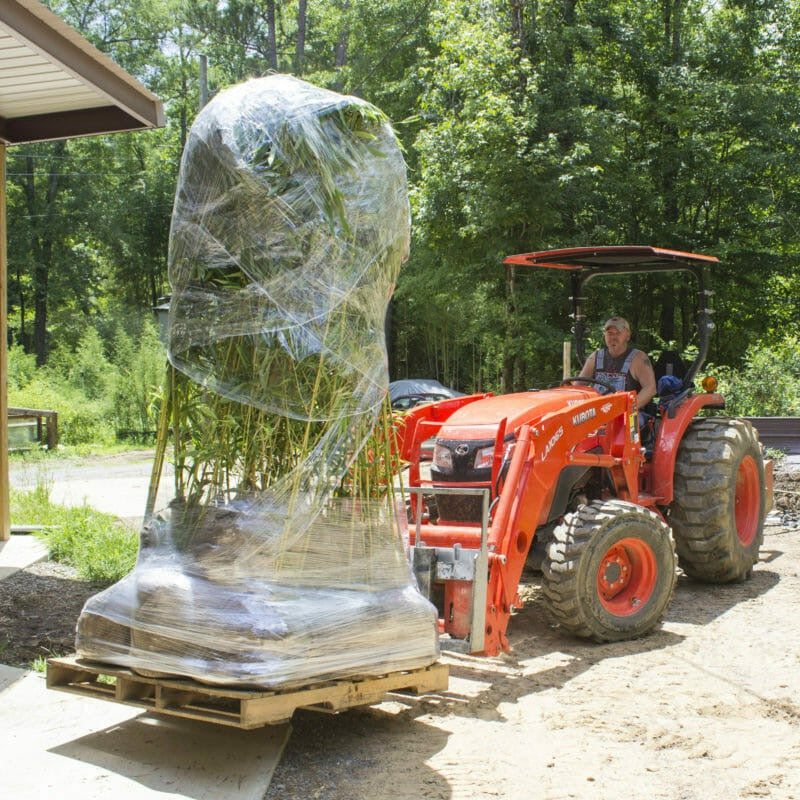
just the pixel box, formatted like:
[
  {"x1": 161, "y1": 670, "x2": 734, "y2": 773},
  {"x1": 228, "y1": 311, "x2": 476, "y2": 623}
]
[{"x1": 46, "y1": 656, "x2": 448, "y2": 729}]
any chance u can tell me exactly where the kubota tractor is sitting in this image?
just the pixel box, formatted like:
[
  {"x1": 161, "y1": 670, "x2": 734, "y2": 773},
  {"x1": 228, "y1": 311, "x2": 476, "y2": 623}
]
[{"x1": 396, "y1": 246, "x2": 772, "y2": 656}]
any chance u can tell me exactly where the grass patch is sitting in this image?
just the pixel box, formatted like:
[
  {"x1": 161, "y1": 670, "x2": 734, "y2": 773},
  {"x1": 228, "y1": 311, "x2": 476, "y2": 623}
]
[
  {"x1": 765, "y1": 447, "x2": 787, "y2": 462},
  {"x1": 10, "y1": 485, "x2": 138, "y2": 586},
  {"x1": 30, "y1": 655, "x2": 49, "y2": 673}
]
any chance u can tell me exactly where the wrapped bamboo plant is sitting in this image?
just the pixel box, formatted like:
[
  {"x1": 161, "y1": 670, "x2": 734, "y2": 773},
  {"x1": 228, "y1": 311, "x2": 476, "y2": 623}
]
[{"x1": 75, "y1": 75, "x2": 439, "y2": 688}]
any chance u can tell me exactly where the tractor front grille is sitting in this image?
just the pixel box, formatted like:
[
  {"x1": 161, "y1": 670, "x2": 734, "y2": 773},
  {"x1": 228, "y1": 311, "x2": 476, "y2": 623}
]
[{"x1": 432, "y1": 491, "x2": 485, "y2": 523}]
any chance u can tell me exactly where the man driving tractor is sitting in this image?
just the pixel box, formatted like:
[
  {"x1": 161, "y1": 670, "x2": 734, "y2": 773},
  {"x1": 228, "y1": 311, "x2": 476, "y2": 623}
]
[{"x1": 578, "y1": 315, "x2": 657, "y2": 409}]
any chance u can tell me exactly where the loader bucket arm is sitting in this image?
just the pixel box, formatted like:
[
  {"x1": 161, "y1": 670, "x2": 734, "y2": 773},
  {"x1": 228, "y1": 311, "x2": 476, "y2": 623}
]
[
  {"x1": 409, "y1": 388, "x2": 643, "y2": 656},
  {"x1": 479, "y1": 390, "x2": 644, "y2": 653}
]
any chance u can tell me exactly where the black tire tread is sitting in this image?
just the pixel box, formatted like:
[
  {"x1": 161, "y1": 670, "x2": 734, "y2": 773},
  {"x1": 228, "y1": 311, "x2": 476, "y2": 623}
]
[
  {"x1": 541, "y1": 499, "x2": 677, "y2": 642},
  {"x1": 670, "y1": 418, "x2": 765, "y2": 583}
]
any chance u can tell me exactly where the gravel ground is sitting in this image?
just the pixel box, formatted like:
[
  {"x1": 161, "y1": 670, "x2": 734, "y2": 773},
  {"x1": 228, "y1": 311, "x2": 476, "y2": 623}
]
[{"x1": 0, "y1": 560, "x2": 99, "y2": 668}]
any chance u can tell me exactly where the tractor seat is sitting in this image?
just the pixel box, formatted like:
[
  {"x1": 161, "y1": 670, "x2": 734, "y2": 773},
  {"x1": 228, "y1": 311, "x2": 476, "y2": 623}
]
[
  {"x1": 653, "y1": 349, "x2": 687, "y2": 382},
  {"x1": 641, "y1": 353, "x2": 688, "y2": 459}
]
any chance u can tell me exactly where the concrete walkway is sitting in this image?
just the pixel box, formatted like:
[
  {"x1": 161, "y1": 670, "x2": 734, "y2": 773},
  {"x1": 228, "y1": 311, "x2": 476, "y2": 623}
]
[
  {"x1": 2, "y1": 452, "x2": 291, "y2": 799},
  {"x1": 0, "y1": 531, "x2": 48, "y2": 579},
  {"x1": 1, "y1": 665, "x2": 289, "y2": 800}
]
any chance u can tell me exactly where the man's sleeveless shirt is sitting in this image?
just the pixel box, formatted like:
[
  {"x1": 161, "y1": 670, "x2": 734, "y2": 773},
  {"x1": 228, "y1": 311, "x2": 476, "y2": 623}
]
[{"x1": 594, "y1": 347, "x2": 641, "y2": 394}]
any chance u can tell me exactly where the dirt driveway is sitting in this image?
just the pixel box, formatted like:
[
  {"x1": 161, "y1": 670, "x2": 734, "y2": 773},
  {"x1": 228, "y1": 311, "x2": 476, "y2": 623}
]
[
  {"x1": 266, "y1": 464, "x2": 800, "y2": 800},
  {"x1": 4, "y1": 456, "x2": 799, "y2": 800}
]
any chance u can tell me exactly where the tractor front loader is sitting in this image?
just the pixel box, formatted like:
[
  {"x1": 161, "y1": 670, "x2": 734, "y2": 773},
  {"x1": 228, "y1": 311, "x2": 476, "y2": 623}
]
[{"x1": 395, "y1": 247, "x2": 772, "y2": 656}]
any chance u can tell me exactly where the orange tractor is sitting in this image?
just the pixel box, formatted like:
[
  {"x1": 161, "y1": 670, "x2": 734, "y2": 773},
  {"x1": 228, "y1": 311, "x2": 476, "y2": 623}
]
[{"x1": 396, "y1": 246, "x2": 771, "y2": 656}]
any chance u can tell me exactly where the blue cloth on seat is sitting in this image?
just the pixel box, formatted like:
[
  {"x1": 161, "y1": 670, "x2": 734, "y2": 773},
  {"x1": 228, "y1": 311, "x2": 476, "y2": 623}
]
[
  {"x1": 657, "y1": 375, "x2": 684, "y2": 414},
  {"x1": 657, "y1": 375, "x2": 683, "y2": 397}
]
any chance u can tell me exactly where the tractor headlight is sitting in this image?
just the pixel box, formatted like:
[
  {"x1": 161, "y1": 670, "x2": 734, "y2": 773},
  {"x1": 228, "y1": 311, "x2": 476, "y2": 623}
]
[
  {"x1": 473, "y1": 445, "x2": 494, "y2": 470},
  {"x1": 432, "y1": 444, "x2": 453, "y2": 472},
  {"x1": 473, "y1": 441, "x2": 515, "y2": 470}
]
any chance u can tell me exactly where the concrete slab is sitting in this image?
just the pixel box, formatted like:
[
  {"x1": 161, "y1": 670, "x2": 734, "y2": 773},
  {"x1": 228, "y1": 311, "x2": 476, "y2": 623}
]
[
  {"x1": 9, "y1": 453, "x2": 168, "y2": 530},
  {"x1": 0, "y1": 532, "x2": 48, "y2": 580},
  {"x1": 0, "y1": 666, "x2": 290, "y2": 800}
]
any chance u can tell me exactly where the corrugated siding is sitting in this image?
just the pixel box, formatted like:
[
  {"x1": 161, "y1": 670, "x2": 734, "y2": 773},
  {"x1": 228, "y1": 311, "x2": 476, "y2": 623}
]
[{"x1": 0, "y1": 28, "x2": 105, "y2": 119}]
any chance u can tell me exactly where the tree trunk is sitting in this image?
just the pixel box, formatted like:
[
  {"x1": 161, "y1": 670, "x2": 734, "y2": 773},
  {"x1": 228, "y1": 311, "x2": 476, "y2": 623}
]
[
  {"x1": 296, "y1": 0, "x2": 307, "y2": 75},
  {"x1": 334, "y1": 1, "x2": 350, "y2": 89},
  {"x1": 660, "y1": 0, "x2": 685, "y2": 234},
  {"x1": 658, "y1": 6, "x2": 684, "y2": 353},
  {"x1": 15, "y1": 263, "x2": 26, "y2": 348},
  {"x1": 29, "y1": 140, "x2": 66, "y2": 366},
  {"x1": 502, "y1": 264, "x2": 517, "y2": 393},
  {"x1": 509, "y1": 0, "x2": 538, "y2": 66},
  {"x1": 33, "y1": 256, "x2": 49, "y2": 367},
  {"x1": 659, "y1": 290, "x2": 676, "y2": 345},
  {"x1": 267, "y1": 0, "x2": 277, "y2": 70}
]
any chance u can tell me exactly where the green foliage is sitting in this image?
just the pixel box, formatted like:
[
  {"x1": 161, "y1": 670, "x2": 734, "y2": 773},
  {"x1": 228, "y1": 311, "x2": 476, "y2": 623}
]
[
  {"x1": 707, "y1": 335, "x2": 800, "y2": 417},
  {"x1": 5, "y1": 0, "x2": 800, "y2": 403},
  {"x1": 394, "y1": 1, "x2": 549, "y2": 392},
  {"x1": 8, "y1": 321, "x2": 165, "y2": 447},
  {"x1": 30, "y1": 655, "x2": 48, "y2": 673},
  {"x1": 394, "y1": 0, "x2": 800, "y2": 384},
  {"x1": 67, "y1": 328, "x2": 115, "y2": 400},
  {"x1": 9, "y1": 374, "x2": 116, "y2": 447},
  {"x1": 7, "y1": 345, "x2": 37, "y2": 391},
  {"x1": 11, "y1": 485, "x2": 138, "y2": 586},
  {"x1": 111, "y1": 320, "x2": 166, "y2": 439}
]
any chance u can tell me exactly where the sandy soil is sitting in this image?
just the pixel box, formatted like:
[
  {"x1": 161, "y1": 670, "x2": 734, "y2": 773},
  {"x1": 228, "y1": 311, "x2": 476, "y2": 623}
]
[
  {"x1": 2, "y1": 462, "x2": 799, "y2": 800},
  {"x1": 266, "y1": 464, "x2": 800, "y2": 800}
]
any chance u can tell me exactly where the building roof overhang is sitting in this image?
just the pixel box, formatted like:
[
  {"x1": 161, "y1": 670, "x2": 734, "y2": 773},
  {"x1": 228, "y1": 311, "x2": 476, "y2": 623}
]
[{"x1": 0, "y1": 0, "x2": 163, "y2": 144}]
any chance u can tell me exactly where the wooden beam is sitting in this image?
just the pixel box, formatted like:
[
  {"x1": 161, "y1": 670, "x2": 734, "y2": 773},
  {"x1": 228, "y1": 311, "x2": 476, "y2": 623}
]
[
  {"x1": 0, "y1": 143, "x2": 9, "y2": 540},
  {"x1": 0, "y1": 105, "x2": 151, "y2": 145}
]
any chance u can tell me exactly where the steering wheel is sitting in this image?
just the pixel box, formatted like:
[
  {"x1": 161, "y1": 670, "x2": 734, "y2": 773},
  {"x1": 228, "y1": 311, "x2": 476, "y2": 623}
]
[{"x1": 561, "y1": 375, "x2": 617, "y2": 394}]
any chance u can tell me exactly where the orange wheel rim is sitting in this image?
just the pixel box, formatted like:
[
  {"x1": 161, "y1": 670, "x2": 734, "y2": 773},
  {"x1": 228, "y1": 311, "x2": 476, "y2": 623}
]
[
  {"x1": 596, "y1": 538, "x2": 657, "y2": 616},
  {"x1": 735, "y1": 455, "x2": 760, "y2": 546}
]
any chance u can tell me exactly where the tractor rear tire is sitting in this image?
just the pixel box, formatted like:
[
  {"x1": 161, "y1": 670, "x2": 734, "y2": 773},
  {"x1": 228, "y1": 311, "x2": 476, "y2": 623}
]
[
  {"x1": 670, "y1": 417, "x2": 765, "y2": 583},
  {"x1": 541, "y1": 499, "x2": 677, "y2": 642}
]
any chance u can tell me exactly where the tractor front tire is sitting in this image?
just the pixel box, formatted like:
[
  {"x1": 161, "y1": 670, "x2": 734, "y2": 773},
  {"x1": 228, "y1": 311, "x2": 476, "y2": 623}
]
[
  {"x1": 541, "y1": 500, "x2": 677, "y2": 642},
  {"x1": 670, "y1": 418, "x2": 765, "y2": 583}
]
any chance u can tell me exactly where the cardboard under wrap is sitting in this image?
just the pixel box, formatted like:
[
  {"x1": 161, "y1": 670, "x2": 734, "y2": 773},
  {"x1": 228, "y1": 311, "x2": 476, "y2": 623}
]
[{"x1": 75, "y1": 75, "x2": 439, "y2": 687}]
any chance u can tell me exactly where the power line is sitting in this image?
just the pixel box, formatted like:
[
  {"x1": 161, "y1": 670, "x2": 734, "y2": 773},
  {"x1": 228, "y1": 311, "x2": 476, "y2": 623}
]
[{"x1": 7, "y1": 172, "x2": 167, "y2": 178}]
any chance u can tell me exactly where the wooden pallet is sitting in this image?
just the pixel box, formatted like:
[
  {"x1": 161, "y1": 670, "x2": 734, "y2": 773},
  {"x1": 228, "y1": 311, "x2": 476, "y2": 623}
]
[{"x1": 46, "y1": 656, "x2": 449, "y2": 729}]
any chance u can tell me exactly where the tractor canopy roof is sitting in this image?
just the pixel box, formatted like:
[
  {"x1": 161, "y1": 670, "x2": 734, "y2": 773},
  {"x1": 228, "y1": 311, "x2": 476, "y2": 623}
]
[
  {"x1": 503, "y1": 246, "x2": 718, "y2": 275},
  {"x1": 502, "y1": 246, "x2": 718, "y2": 386}
]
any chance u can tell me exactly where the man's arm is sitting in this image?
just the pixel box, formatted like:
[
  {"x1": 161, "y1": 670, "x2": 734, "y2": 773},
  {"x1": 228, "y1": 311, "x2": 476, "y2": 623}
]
[{"x1": 632, "y1": 351, "x2": 657, "y2": 407}]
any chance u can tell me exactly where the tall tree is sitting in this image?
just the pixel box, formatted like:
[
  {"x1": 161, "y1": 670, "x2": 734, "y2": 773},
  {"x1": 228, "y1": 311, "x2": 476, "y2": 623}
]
[
  {"x1": 296, "y1": 0, "x2": 307, "y2": 74},
  {"x1": 6, "y1": 0, "x2": 176, "y2": 362},
  {"x1": 9, "y1": 0, "x2": 800, "y2": 381}
]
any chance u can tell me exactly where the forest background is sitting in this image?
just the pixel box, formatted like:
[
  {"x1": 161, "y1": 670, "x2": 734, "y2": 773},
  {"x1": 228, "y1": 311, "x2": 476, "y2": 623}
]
[{"x1": 7, "y1": 0, "x2": 800, "y2": 447}]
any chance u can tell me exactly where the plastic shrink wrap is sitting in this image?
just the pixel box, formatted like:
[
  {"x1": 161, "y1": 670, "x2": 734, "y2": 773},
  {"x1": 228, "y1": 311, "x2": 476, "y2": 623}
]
[{"x1": 75, "y1": 75, "x2": 439, "y2": 688}]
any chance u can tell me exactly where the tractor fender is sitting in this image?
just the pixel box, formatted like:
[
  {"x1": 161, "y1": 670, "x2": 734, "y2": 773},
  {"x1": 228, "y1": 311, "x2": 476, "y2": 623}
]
[{"x1": 650, "y1": 392, "x2": 725, "y2": 503}]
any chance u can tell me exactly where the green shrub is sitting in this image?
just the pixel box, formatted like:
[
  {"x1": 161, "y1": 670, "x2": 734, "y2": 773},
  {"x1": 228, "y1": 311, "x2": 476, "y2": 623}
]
[
  {"x1": 111, "y1": 320, "x2": 166, "y2": 440},
  {"x1": 8, "y1": 321, "x2": 165, "y2": 447},
  {"x1": 67, "y1": 327, "x2": 115, "y2": 401},
  {"x1": 9, "y1": 376, "x2": 116, "y2": 447},
  {"x1": 707, "y1": 335, "x2": 800, "y2": 417},
  {"x1": 7, "y1": 344, "x2": 37, "y2": 390},
  {"x1": 11, "y1": 486, "x2": 138, "y2": 586}
]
